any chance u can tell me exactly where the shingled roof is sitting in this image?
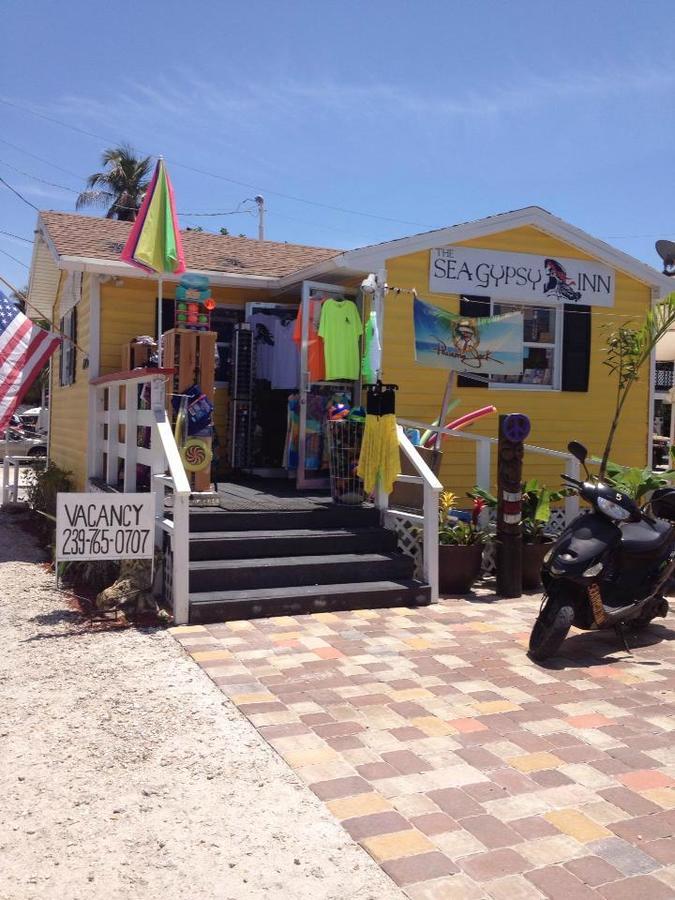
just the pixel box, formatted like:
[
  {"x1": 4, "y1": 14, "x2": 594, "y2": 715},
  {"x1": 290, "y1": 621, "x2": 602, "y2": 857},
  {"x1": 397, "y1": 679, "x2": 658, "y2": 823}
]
[{"x1": 39, "y1": 210, "x2": 341, "y2": 278}]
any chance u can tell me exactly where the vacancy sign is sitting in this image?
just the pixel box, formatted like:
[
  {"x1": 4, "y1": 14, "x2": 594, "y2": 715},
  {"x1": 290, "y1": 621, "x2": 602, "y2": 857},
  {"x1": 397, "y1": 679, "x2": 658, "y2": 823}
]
[
  {"x1": 56, "y1": 493, "x2": 156, "y2": 562},
  {"x1": 430, "y1": 246, "x2": 615, "y2": 307}
]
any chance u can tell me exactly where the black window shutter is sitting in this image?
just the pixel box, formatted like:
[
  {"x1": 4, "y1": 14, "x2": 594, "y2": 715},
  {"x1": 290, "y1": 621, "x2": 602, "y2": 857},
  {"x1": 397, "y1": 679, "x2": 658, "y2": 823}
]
[
  {"x1": 457, "y1": 295, "x2": 490, "y2": 388},
  {"x1": 71, "y1": 306, "x2": 78, "y2": 383},
  {"x1": 561, "y1": 304, "x2": 591, "y2": 392}
]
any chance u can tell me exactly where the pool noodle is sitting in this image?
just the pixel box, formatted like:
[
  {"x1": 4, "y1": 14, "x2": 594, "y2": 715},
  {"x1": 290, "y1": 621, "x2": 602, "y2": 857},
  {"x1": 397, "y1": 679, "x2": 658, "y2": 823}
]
[
  {"x1": 419, "y1": 399, "x2": 461, "y2": 446},
  {"x1": 423, "y1": 405, "x2": 496, "y2": 448}
]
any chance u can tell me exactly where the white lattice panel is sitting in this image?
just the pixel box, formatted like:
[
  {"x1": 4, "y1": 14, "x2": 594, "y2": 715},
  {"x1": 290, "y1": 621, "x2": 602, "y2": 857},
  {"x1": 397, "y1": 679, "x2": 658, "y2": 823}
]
[
  {"x1": 386, "y1": 508, "x2": 569, "y2": 578},
  {"x1": 385, "y1": 511, "x2": 423, "y2": 579}
]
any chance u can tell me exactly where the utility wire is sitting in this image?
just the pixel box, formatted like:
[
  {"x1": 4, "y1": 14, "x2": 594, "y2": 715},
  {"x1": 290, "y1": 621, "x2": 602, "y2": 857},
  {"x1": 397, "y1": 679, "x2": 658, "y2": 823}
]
[
  {"x1": 0, "y1": 174, "x2": 39, "y2": 210},
  {"x1": 0, "y1": 229, "x2": 33, "y2": 243},
  {"x1": 0, "y1": 246, "x2": 29, "y2": 268},
  {"x1": 0, "y1": 97, "x2": 435, "y2": 228}
]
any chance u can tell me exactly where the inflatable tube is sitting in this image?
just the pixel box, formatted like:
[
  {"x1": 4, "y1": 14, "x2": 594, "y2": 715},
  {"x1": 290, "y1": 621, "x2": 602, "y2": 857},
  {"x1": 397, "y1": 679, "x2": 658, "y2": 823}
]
[{"x1": 423, "y1": 405, "x2": 497, "y2": 448}]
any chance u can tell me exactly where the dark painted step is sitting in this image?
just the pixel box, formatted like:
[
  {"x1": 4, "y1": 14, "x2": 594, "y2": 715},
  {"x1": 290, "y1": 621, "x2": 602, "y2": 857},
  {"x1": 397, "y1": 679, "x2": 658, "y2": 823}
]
[
  {"x1": 189, "y1": 526, "x2": 397, "y2": 561},
  {"x1": 185, "y1": 505, "x2": 380, "y2": 533},
  {"x1": 189, "y1": 579, "x2": 431, "y2": 623},
  {"x1": 189, "y1": 551, "x2": 415, "y2": 593}
]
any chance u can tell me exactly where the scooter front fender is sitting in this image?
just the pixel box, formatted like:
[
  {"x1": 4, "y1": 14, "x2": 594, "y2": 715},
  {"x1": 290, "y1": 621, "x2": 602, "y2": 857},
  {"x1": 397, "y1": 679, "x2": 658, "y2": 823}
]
[{"x1": 543, "y1": 513, "x2": 620, "y2": 581}]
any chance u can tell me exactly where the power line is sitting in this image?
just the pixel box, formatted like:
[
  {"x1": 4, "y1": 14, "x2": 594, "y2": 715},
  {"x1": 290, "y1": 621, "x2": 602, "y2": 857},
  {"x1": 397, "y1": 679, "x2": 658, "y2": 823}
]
[
  {"x1": 0, "y1": 158, "x2": 260, "y2": 219},
  {"x1": 0, "y1": 96, "x2": 435, "y2": 228},
  {"x1": 0, "y1": 175, "x2": 39, "y2": 210},
  {"x1": 0, "y1": 135, "x2": 86, "y2": 179},
  {"x1": 0, "y1": 229, "x2": 33, "y2": 243},
  {"x1": 0, "y1": 158, "x2": 78, "y2": 193},
  {"x1": 0, "y1": 246, "x2": 30, "y2": 268}
]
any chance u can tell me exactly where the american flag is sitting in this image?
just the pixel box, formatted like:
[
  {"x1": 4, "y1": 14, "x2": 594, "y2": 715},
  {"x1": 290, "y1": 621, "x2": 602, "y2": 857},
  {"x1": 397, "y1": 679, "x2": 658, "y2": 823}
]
[{"x1": 0, "y1": 290, "x2": 60, "y2": 431}]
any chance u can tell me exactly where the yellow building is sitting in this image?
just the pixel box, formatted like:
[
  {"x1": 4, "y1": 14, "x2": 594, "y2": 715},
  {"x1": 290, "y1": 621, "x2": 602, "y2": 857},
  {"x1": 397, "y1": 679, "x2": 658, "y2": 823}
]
[{"x1": 28, "y1": 206, "x2": 671, "y2": 499}]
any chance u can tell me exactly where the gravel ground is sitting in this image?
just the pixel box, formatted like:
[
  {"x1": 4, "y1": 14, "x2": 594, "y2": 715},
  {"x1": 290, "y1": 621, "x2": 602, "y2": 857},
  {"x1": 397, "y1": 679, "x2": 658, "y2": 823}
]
[{"x1": 0, "y1": 511, "x2": 400, "y2": 900}]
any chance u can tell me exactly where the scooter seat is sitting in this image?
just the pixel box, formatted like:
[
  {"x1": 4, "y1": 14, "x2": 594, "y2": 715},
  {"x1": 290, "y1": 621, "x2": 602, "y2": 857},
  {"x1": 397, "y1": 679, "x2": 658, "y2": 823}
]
[{"x1": 620, "y1": 518, "x2": 672, "y2": 554}]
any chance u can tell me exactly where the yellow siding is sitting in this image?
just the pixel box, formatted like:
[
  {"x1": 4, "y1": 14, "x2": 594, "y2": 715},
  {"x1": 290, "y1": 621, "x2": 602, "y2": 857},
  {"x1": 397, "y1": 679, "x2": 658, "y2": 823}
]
[
  {"x1": 383, "y1": 226, "x2": 652, "y2": 505},
  {"x1": 49, "y1": 272, "x2": 91, "y2": 490}
]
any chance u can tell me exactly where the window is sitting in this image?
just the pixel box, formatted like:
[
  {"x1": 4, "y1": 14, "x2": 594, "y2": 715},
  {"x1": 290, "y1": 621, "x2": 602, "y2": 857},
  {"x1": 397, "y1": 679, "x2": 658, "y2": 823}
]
[
  {"x1": 59, "y1": 306, "x2": 77, "y2": 387},
  {"x1": 489, "y1": 300, "x2": 562, "y2": 390}
]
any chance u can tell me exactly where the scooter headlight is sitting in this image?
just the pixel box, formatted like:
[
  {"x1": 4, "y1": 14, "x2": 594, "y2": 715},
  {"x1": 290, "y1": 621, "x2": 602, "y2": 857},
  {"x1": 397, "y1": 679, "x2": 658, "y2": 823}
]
[
  {"x1": 597, "y1": 496, "x2": 631, "y2": 521},
  {"x1": 583, "y1": 561, "x2": 604, "y2": 578}
]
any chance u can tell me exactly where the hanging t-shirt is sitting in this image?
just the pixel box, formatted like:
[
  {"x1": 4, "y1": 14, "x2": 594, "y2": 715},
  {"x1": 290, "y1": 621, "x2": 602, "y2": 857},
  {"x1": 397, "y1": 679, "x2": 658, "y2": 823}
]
[
  {"x1": 361, "y1": 310, "x2": 382, "y2": 384},
  {"x1": 248, "y1": 313, "x2": 276, "y2": 382},
  {"x1": 318, "y1": 298, "x2": 363, "y2": 381},
  {"x1": 271, "y1": 317, "x2": 300, "y2": 389},
  {"x1": 293, "y1": 300, "x2": 325, "y2": 383}
]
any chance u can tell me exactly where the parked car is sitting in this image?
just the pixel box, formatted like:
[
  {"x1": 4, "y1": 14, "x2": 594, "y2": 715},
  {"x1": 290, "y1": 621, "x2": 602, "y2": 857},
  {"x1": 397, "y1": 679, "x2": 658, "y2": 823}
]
[
  {"x1": 0, "y1": 427, "x2": 47, "y2": 460},
  {"x1": 18, "y1": 406, "x2": 48, "y2": 434}
]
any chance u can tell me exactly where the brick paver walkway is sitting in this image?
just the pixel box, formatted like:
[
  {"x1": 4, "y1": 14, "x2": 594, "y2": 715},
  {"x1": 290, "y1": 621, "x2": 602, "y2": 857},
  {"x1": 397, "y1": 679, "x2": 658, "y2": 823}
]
[{"x1": 171, "y1": 596, "x2": 675, "y2": 899}]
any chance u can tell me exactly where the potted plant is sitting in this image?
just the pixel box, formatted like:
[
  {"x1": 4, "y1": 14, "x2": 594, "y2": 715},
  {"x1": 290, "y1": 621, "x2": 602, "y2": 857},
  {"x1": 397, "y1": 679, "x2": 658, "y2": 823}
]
[
  {"x1": 469, "y1": 481, "x2": 571, "y2": 590},
  {"x1": 438, "y1": 491, "x2": 488, "y2": 594}
]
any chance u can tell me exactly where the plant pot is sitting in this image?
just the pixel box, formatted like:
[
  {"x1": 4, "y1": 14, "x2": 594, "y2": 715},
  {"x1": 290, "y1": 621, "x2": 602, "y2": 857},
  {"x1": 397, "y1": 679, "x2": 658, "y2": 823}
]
[
  {"x1": 439, "y1": 542, "x2": 484, "y2": 594},
  {"x1": 522, "y1": 539, "x2": 554, "y2": 590}
]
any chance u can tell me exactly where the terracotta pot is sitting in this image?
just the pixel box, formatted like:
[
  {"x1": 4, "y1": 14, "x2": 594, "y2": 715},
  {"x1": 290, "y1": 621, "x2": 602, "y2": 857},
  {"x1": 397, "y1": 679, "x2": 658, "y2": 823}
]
[
  {"x1": 438, "y1": 542, "x2": 484, "y2": 594},
  {"x1": 522, "y1": 539, "x2": 554, "y2": 590}
]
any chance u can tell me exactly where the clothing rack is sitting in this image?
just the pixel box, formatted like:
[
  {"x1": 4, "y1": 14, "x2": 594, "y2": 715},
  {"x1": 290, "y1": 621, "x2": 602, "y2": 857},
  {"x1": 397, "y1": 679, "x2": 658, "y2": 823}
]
[{"x1": 364, "y1": 380, "x2": 399, "y2": 392}]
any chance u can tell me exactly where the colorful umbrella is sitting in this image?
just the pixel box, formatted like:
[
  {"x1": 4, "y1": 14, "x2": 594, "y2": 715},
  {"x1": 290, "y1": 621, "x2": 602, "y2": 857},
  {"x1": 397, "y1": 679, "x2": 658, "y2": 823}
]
[{"x1": 121, "y1": 157, "x2": 185, "y2": 363}]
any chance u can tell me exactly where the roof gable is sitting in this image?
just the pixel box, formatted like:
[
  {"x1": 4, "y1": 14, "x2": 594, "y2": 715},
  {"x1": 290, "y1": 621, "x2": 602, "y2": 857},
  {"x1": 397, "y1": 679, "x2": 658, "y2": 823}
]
[{"x1": 333, "y1": 206, "x2": 672, "y2": 294}]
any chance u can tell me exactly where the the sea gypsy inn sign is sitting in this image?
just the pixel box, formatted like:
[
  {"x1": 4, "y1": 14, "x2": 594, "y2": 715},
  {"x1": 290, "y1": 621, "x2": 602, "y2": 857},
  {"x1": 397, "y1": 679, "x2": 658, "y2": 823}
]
[
  {"x1": 430, "y1": 246, "x2": 615, "y2": 307},
  {"x1": 56, "y1": 493, "x2": 155, "y2": 562}
]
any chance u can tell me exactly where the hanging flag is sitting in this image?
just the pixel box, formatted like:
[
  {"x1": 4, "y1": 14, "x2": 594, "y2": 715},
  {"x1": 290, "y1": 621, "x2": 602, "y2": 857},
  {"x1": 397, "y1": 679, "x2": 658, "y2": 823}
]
[
  {"x1": 121, "y1": 158, "x2": 186, "y2": 276},
  {"x1": 413, "y1": 296, "x2": 523, "y2": 375},
  {"x1": 0, "y1": 290, "x2": 60, "y2": 431}
]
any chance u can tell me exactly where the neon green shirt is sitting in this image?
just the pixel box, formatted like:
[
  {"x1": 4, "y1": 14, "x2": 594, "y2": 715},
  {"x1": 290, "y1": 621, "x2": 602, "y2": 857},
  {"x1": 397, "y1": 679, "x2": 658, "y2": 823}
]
[{"x1": 318, "y1": 298, "x2": 363, "y2": 380}]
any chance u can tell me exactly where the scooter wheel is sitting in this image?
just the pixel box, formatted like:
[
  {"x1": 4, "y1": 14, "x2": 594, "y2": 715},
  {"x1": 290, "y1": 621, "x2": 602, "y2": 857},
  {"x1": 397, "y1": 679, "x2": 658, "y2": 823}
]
[{"x1": 528, "y1": 599, "x2": 574, "y2": 662}]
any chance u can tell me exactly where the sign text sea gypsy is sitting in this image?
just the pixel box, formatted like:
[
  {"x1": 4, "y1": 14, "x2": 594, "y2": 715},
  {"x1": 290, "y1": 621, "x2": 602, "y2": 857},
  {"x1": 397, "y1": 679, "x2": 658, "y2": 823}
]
[
  {"x1": 56, "y1": 493, "x2": 155, "y2": 562},
  {"x1": 430, "y1": 246, "x2": 615, "y2": 307}
]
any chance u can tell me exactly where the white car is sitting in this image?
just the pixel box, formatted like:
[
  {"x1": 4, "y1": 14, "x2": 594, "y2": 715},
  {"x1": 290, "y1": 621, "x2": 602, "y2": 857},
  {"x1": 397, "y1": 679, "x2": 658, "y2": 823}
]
[{"x1": 0, "y1": 427, "x2": 47, "y2": 460}]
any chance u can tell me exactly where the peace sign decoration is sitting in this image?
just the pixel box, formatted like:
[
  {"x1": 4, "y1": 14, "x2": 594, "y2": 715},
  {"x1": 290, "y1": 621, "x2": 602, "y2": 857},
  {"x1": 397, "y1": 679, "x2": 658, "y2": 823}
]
[{"x1": 502, "y1": 413, "x2": 531, "y2": 443}]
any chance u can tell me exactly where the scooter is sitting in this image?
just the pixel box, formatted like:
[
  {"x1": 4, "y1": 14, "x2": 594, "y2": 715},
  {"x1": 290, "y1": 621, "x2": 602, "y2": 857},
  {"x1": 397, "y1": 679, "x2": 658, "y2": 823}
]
[{"x1": 528, "y1": 440, "x2": 674, "y2": 661}]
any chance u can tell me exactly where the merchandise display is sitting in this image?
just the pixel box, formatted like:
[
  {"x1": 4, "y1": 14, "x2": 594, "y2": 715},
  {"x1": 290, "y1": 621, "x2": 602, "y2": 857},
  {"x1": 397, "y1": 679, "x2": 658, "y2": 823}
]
[
  {"x1": 318, "y1": 298, "x2": 363, "y2": 380},
  {"x1": 357, "y1": 382, "x2": 400, "y2": 496},
  {"x1": 293, "y1": 299, "x2": 325, "y2": 382},
  {"x1": 362, "y1": 309, "x2": 382, "y2": 383}
]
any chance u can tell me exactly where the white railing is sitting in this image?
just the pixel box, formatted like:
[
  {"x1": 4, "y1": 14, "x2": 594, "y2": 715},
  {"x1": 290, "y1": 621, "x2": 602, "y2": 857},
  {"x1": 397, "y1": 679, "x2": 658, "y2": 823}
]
[
  {"x1": 2, "y1": 455, "x2": 46, "y2": 505},
  {"x1": 90, "y1": 368, "x2": 191, "y2": 625},
  {"x1": 398, "y1": 418, "x2": 581, "y2": 523},
  {"x1": 376, "y1": 425, "x2": 442, "y2": 601}
]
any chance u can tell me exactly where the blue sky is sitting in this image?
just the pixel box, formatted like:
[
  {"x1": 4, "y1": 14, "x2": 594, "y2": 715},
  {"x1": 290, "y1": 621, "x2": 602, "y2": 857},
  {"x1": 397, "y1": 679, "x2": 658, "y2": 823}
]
[{"x1": 1, "y1": 0, "x2": 674, "y2": 291}]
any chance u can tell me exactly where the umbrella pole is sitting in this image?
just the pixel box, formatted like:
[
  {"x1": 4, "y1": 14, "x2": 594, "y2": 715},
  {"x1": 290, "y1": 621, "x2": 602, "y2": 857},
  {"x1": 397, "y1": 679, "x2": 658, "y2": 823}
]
[{"x1": 157, "y1": 277, "x2": 163, "y2": 366}]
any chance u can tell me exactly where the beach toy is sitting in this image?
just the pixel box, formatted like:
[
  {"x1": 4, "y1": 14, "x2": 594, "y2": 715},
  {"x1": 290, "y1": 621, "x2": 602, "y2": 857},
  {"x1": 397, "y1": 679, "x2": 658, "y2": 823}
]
[
  {"x1": 420, "y1": 399, "x2": 461, "y2": 446},
  {"x1": 329, "y1": 402, "x2": 350, "y2": 421},
  {"x1": 423, "y1": 405, "x2": 497, "y2": 448},
  {"x1": 181, "y1": 437, "x2": 212, "y2": 472}
]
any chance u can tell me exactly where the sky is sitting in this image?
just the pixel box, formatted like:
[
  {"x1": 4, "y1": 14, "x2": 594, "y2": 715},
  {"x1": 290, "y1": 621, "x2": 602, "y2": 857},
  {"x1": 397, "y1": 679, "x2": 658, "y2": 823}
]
[{"x1": 1, "y1": 0, "x2": 675, "y2": 291}]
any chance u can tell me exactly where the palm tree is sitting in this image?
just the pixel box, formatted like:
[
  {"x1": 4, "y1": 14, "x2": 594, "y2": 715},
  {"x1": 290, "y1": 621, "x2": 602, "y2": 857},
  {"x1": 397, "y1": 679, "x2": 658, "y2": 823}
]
[{"x1": 76, "y1": 145, "x2": 152, "y2": 221}]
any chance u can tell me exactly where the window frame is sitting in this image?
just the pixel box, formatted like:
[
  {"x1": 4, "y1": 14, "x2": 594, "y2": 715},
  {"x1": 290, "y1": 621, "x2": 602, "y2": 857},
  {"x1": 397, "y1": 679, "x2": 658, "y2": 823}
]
[{"x1": 488, "y1": 297, "x2": 564, "y2": 392}]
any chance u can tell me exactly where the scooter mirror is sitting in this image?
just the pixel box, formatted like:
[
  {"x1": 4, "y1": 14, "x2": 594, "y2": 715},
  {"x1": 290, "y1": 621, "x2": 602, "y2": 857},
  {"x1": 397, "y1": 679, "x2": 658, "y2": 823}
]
[{"x1": 568, "y1": 441, "x2": 588, "y2": 465}]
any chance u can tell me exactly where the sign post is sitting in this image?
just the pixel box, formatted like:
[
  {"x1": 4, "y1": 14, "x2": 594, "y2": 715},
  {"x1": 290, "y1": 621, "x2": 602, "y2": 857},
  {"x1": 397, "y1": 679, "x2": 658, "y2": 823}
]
[
  {"x1": 56, "y1": 493, "x2": 156, "y2": 565},
  {"x1": 496, "y1": 414, "x2": 530, "y2": 598}
]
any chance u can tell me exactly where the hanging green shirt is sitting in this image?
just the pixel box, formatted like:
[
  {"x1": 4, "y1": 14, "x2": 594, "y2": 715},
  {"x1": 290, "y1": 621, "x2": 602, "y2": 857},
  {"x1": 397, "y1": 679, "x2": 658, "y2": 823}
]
[{"x1": 318, "y1": 298, "x2": 363, "y2": 380}]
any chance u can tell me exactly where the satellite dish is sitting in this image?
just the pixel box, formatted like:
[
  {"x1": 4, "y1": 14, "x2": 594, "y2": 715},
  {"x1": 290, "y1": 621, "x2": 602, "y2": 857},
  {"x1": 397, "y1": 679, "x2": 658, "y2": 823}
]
[{"x1": 655, "y1": 239, "x2": 675, "y2": 276}]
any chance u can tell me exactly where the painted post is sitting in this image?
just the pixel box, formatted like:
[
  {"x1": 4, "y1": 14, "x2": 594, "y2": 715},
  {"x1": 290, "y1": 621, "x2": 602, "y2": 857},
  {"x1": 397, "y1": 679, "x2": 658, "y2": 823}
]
[{"x1": 496, "y1": 413, "x2": 530, "y2": 598}]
